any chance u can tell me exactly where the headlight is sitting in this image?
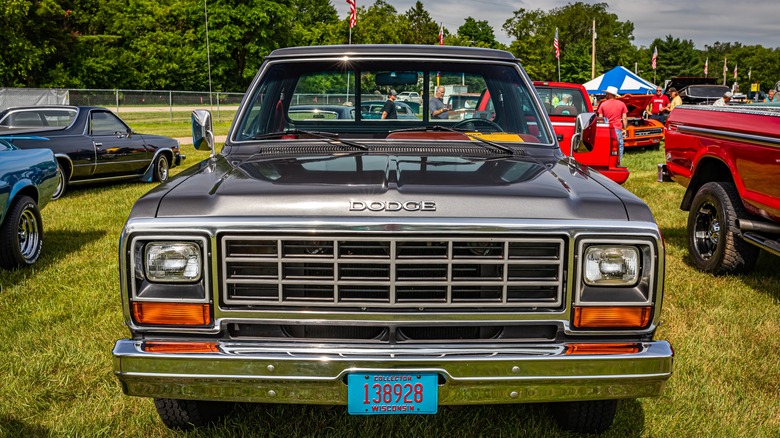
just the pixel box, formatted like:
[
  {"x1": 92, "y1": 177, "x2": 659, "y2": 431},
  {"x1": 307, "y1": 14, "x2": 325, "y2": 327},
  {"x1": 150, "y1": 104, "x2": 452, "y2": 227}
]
[
  {"x1": 145, "y1": 242, "x2": 202, "y2": 282},
  {"x1": 584, "y1": 245, "x2": 639, "y2": 286}
]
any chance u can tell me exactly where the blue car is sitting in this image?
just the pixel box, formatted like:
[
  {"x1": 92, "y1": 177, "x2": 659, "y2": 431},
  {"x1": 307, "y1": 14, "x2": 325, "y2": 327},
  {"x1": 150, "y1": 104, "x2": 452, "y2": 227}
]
[{"x1": 0, "y1": 137, "x2": 58, "y2": 268}]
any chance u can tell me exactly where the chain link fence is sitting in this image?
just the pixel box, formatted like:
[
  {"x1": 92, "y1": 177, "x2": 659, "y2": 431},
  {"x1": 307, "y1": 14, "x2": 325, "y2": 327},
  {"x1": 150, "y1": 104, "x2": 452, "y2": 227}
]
[{"x1": 0, "y1": 88, "x2": 244, "y2": 123}]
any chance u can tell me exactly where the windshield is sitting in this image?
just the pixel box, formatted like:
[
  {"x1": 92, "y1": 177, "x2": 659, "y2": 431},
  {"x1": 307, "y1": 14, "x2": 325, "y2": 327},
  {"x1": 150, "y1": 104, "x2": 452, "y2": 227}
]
[{"x1": 233, "y1": 59, "x2": 553, "y2": 145}]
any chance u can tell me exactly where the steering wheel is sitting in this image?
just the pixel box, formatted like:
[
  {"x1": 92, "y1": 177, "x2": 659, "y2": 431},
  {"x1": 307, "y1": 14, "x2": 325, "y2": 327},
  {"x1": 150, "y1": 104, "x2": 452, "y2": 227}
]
[{"x1": 452, "y1": 118, "x2": 503, "y2": 132}]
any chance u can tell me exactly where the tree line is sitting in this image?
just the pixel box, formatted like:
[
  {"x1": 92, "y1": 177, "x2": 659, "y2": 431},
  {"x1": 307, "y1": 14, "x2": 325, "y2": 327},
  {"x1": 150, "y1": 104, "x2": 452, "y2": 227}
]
[{"x1": 2, "y1": 0, "x2": 778, "y2": 93}]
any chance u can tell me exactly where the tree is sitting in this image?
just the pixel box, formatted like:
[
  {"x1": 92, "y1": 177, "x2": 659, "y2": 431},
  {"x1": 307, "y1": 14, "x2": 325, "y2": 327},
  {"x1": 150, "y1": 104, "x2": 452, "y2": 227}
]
[
  {"x1": 457, "y1": 17, "x2": 498, "y2": 48},
  {"x1": 349, "y1": 0, "x2": 406, "y2": 45},
  {"x1": 402, "y1": 1, "x2": 438, "y2": 45},
  {"x1": 503, "y1": 2, "x2": 636, "y2": 82}
]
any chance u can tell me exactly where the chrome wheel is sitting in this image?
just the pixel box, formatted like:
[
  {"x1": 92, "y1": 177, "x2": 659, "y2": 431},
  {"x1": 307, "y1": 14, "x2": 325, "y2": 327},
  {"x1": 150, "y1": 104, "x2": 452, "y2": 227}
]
[
  {"x1": 692, "y1": 201, "x2": 719, "y2": 260},
  {"x1": 0, "y1": 196, "x2": 43, "y2": 269},
  {"x1": 52, "y1": 162, "x2": 67, "y2": 200},
  {"x1": 154, "y1": 154, "x2": 170, "y2": 182},
  {"x1": 17, "y1": 205, "x2": 41, "y2": 263}
]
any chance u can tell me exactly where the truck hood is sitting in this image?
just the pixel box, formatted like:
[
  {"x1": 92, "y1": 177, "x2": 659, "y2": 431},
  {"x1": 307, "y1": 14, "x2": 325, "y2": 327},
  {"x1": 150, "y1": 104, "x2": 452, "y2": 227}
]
[{"x1": 138, "y1": 151, "x2": 650, "y2": 222}]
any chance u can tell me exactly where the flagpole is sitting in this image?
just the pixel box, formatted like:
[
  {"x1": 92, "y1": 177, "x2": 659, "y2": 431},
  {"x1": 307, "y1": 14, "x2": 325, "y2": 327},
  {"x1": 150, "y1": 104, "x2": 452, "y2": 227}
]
[{"x1": 591, "y1": 19, "x2": 596, "y2": 80}]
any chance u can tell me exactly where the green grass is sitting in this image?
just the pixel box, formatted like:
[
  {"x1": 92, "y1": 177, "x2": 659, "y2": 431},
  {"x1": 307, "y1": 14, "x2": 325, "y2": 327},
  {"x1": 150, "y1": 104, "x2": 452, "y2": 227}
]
[
  {"x1": 0, "y1": 145, "x2": 778, "y2": 437},
  {"x1": 119, "y1": 110, "x2": 235, "y2": 138}
]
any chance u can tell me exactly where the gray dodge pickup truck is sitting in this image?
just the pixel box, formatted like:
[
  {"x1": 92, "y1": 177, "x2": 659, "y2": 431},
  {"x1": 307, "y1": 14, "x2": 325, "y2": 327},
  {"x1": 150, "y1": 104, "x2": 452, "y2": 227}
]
[{"x1": 113, "y1": 45, "x2": 673, "y2": 434}]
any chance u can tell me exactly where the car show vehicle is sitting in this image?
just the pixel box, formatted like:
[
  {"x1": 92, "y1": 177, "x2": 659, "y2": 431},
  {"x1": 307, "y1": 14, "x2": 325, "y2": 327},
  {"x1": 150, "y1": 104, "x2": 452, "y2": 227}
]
[
  {"x1": 0, "y1": 137, "x2": 58, "y2": 268},
  {"x1": 397, "y1": 91, "x2": 422, "y2": 104},
  {"x1": 532, "y1": 81, "x2": 629, "y2": 184},
  {"x1": 663, "y1": 77, "x2": 730, "y2": 105},
  {"x1": 360, "y1": 101, "x2": 419, "y2": 119},
  {"x1": 0, "y1": 106, "x2": 183, "y2": 199},
  {"x1": 288, "y1": 105, "x2": 356, "y2": 120},
  {"x1": 663, "y1": 104, "x2": 780, "y2": 274},
  {"x1": 112, "y1": 45, "x2": 673, "y2": 434},
  {"x1": 615, "y1": 94, "x2": 664, "y2": 150}
]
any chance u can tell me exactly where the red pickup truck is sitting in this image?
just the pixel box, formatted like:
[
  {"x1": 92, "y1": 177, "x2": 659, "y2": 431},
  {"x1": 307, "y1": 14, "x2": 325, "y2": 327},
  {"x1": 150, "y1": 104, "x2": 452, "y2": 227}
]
[
  {"x1": 663, "y1": 104, "x2": 780, "y2": 274},
  {"x1": 477, "y1": 82, "x2": 629, "y2": 184},
  {"x1": 533, "y1": 82, "x2": 629, "y2": 184}
]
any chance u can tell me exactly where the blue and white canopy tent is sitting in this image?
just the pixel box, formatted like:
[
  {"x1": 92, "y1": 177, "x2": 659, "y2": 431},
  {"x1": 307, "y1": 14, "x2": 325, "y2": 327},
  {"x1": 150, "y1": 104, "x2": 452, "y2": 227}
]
[{"x1": 583, "y1": 66, "x2": 657, "y2": 96}]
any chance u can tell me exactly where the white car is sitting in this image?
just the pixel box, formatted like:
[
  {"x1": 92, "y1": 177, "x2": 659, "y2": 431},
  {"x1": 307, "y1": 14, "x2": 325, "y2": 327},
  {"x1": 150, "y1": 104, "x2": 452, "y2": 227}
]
[{"x1": 397, "y1": 91, "x2": 421, "y2": 103}]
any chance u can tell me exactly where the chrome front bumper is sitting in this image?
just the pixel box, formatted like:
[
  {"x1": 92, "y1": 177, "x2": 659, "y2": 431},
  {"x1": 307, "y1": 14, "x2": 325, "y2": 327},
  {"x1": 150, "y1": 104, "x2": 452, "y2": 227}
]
[{"x1": 113, "y1": 340, "x2": 673, "y2": 405}]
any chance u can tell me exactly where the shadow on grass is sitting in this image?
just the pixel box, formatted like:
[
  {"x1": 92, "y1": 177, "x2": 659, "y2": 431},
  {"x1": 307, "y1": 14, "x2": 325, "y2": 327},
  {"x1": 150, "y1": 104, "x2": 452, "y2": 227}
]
[
  {"x1": 0, "y1": 228, "x2": 105, "y2": 290},
  {"x1": 0, "y1": 415, "x2": 50, "y2": 437},
  {"x1": 182, "y1": 401, "x2": 645, "y2": 437}
]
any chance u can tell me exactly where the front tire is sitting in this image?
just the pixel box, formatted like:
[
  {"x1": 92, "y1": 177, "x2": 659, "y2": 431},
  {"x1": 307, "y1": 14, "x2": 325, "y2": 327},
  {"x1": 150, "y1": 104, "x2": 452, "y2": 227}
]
[
  {"x1": 0, "y1": 196, "x2": 43, "y2": 269},
  {"x1": 153, "y1": 398, "x2": 235, "y2": 430},
  {"x1": 551, "y1": 399, "x2": 617, "y2": 434},
  {"x1": 687, "y1": 181, "x2": 759, "y2": 274},
  {"x1": 153, "y1": 154, "x2": 170, "y2": 182}
]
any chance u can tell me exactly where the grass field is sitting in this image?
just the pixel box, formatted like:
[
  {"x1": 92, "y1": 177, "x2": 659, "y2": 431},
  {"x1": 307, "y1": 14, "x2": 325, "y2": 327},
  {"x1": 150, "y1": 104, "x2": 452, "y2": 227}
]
[{"x1": 0, "y1": 142, "x2": 778, "y2": 437}]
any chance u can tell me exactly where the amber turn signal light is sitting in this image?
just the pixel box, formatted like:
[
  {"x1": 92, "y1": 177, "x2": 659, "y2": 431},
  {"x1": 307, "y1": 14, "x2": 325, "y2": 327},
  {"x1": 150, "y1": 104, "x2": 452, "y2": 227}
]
[
  {"x1": 565, "y1": 343, "x2": 641, "y2": 355},
  {"x1": 143, "y1": 341, "x2": 219, "y2": 353},
  {"x1": 573, "y1": 306, "x2": 651, "y2": 329},
  {"x1": 132, "y1": 302, "x2": 211, "y2": 326}
]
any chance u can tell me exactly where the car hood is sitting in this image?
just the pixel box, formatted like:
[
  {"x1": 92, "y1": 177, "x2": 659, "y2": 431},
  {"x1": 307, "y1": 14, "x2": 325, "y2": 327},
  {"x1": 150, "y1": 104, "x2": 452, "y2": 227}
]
[
  {"x1": 133, "y1": 149, "x2": 651, "y2": 222},
  {"x1": 618, "y1": 94, "x2": 653, "y2": 118}
]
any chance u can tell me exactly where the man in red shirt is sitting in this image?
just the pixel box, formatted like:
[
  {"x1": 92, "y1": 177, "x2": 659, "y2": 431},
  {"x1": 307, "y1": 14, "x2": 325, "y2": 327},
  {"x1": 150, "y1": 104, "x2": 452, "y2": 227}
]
[
  {"x1": 597, "y1": 86, "x2": 628, "y2": 161},
  {"x1": 647, "y1": 86, "x2": 670, "y2": 124}
]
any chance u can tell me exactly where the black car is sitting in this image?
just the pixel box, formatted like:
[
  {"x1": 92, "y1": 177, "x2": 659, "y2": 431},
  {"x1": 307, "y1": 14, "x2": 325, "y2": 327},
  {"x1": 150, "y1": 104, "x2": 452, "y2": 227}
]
[{"x1": 0, "y1": 106, "x2": 183, "y2": 199}]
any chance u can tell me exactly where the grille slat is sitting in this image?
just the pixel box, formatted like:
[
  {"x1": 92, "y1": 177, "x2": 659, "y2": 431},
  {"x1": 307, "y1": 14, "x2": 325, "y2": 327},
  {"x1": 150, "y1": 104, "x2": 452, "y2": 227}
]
[{"x1": 222, "y1": 235, "x2": 565, "y2": 308}]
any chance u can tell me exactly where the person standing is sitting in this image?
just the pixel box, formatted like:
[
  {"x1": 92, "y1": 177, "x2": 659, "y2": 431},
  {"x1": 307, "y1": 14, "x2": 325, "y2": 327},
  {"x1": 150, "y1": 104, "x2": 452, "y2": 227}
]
[
  {"x1": 381, "y1": 90, "x2": 398, "y2": 119},
  {"x1": 647, "y1": 87, "x2": 670, "y2": 123},
  {"x1": 597, "y1": 86, "x2": 628, "y2": 160},
  {"x1": 713, "y1": 91, "x2": 732, "y2": 107},
  {"x1": 764, "y1": 89, "x2": 778, "y2": 102},
  {"x1": 668, "y1": 88, "x2": 683, "y2": 111},
  {"x1": 429, "y1": 86, "x2": 449, "y2": 119}
]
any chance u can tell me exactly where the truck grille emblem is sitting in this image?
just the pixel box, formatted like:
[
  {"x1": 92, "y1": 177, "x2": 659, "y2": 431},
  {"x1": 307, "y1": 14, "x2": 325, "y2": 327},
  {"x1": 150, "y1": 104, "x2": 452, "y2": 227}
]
[{"x1": 349, "y1": 201, "x2": 436, "y2": 212}]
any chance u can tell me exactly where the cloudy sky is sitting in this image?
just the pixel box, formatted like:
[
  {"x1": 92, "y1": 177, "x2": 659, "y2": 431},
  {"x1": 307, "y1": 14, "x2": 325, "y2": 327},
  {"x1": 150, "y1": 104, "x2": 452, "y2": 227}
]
[{"x1": 334, "y1": 0, "x2": 779, "y2": 49}]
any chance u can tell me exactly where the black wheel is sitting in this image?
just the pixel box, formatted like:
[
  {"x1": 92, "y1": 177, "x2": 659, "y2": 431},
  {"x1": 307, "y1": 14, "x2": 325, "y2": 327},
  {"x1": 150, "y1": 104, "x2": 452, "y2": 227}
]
[
  {"x1": 0, "y1": 196, "x2": 43, "y2": 269},
  {"x1": 551, "y1": 399, "x2": 618, "y2": 434},
  {"x1": 51, "y1": 161, "x2": 67, "y2": 200},
  {"x1": 688, "y1": 181, "x2": 759, "y2": 274},
  {"x1": 452, "y1": 118, "x2": 503, "y2": 132},
  {"x1": 153, "y1": 398, "x2": 235, "y2": 430},
  {"x1": 153, "y1": 154, "x2": 170, "y2": 182}
]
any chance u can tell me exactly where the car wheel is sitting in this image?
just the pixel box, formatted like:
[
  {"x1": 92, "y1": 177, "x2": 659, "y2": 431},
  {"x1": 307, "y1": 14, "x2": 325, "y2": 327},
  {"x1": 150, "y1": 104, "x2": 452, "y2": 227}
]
[
  {"x1": 153, "y1": 154, "x2": 170, "y2": 182},
  {"x1": 687, "y1": 181, "x2": 759, "y2": 274},
  {"x1": 51, "y1": 161, "x2": 67, "y2": 200},
  {"x1": 550, "y1": 399, "x2": 617, "y2": 434},
  {"x1": 0, "y1": 196, "x2": 43, "y2": 269},
  {"x1": 153, "y1": 398, "x2": 235, "y2": 430}
]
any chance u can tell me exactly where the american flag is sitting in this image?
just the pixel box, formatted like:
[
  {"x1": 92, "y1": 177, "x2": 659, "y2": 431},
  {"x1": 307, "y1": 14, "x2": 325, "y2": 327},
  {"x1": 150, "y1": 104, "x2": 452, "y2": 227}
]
[
  {"x1": 704, "y1": 57, "x2": 708, "y2": 76},
  {"x1": 651, "y1": 47, "x2": 657, "y2": 70},
  {"x1": 439, "y1": 24, "x2": 443, "y2": 45},
  {"x1": 554, "y1": 28, "x2": 559, "y2": 59},
  {"x1": 346, "y1": 0, "x2": 356, "y2": 29},
  {"x1": 734, "y1": 63, "x2": 738, "y2": 79}
]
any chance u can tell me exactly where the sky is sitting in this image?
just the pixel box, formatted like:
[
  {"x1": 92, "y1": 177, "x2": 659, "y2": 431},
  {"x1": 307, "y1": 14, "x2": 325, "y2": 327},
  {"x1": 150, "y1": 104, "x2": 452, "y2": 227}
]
[{"x1": 334, "y1": 0, "x2": 780, "y2": 49}]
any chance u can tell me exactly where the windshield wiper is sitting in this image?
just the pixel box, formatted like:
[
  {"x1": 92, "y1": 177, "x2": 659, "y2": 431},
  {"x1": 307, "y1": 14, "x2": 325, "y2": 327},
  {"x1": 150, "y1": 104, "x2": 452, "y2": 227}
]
[
  {"x1": 251, "y1": 129, "x2": 368, "y2": 150},
  {"x1": 390, "y1": 125, "x2": 522, "y2": 156}
]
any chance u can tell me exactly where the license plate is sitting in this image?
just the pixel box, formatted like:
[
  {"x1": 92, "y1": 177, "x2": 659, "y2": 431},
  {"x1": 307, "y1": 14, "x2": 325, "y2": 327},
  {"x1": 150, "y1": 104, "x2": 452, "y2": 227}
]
[{"x1": 347, "y1": 372, "x2": 438, "y2": 415}]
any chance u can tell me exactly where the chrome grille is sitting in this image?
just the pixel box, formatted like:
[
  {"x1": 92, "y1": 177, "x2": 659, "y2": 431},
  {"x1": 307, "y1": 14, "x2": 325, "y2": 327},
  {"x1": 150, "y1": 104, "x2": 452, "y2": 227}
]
[
  {"x1": 221, "y1": 235, "x2": 565, "y2": 308},
  {"x1": 635, "y1": 128, "x2": 664, "y2": 136}
]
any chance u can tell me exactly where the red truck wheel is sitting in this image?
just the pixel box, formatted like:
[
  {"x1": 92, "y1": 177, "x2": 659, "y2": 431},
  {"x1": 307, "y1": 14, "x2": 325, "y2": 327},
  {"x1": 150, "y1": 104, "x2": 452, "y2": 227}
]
[{"x1": 687, "y1": 182, "x2": 759, "y2": 274}]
